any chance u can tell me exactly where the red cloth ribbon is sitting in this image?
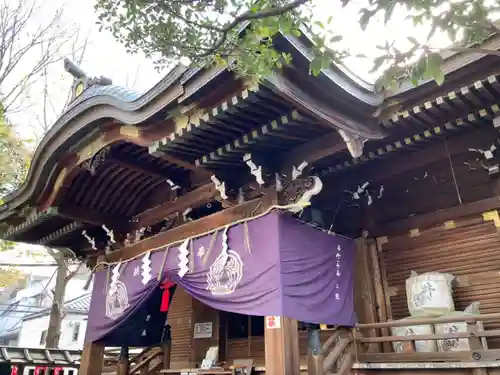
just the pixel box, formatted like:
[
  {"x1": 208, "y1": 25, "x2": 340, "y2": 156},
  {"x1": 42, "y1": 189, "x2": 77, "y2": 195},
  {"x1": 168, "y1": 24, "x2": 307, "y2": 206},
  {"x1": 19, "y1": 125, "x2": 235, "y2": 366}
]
[{"x1": 160, "y1": 281, "x2": 175, "y2": 312}]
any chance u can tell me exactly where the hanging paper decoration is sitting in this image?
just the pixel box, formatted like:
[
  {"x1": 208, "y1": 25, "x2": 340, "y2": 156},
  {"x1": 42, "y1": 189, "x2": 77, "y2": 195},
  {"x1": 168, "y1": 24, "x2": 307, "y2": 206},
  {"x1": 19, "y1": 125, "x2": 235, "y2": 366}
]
[
  {"x1": 183, "y1": 207, "x2": 193, "y2": 222},
  {"x1": 345, "y1": 180, "x2": 385, "y2": 207},
  {"x1": 166, "y1": 179, "x2": 181, "y2": 190},
  {"x1": 141, "y1": 252, "x2": 152, "y2": 285},
  {"x1": 102, "y1": 224, "x2": 116, "y2": 244},
  {"x1": 160, "y1": 280, "x2": 175, "y2": 312},
  {"x1": 237, "y1": 187, "x2": 245, "y2": 204},
  {"x1": 178, "y1": 238, "x2": 190, "y2": 278},
  {"x1": 292, "y1": 161, "x2": 308, "y2": 180},
  {"x1": 82, "y1": 230, "x2": 97, "y2": 250},
  {"x1": 109, "y1": 263, "x2": 121, "y2": 295},
  {"x1": 135, "y1": 227, "x2": 146, "y2": 242},
  {"x1": 377, "y1": 185, "x2": 384, "y2": 199},
  {"x1": 211, "y1": 175, "x2": 228, "y2": 200},
  {"x1": 243, "y1": 153, "x2": 264, "y2": 186},
  {"x1": 469, "y1": 145, "x2": 497, "y2": 160},
  {"x1": 352, "y1": 182, "x2": 369, "y2": 200},
  {"x1": 275, "y1": 173, "x2": 283, "y2": 192}
]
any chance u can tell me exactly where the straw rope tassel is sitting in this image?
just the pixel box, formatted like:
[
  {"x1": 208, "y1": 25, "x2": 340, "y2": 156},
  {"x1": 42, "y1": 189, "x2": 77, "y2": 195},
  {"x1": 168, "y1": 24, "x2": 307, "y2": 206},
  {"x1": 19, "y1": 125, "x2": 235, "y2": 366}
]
[
  {"x1": 244, "y1": 221, "x2": 251, "y2": 254},
  {"x1": 105, "y1": 265, "x2": 111, "y2": 296},
  {"x1": 202, "y1": 230, "x2": 218, "y2": 267},
  {"x1": 157, "y1": 245, "x2": 170, "y2": 281},
  {"x1": 189, "y1": 239, "x2": 195, "y2": 272}
]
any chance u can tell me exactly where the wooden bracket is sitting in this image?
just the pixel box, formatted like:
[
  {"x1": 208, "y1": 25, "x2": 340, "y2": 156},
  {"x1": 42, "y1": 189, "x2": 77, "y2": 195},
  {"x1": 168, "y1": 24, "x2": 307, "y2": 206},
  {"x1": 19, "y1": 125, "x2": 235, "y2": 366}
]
[
  {"x1": 444, "y1": 220, "x2": 456, "y2": 229},
  {"x1": 375, "y1": 236, "x2": 388, "y2": 250},
  {"x1": 483, "y1": 210, "x2": 500, "y2": 227},
  {"x1": 409, "y1": 228, "x2": 420, "y2": 237}
]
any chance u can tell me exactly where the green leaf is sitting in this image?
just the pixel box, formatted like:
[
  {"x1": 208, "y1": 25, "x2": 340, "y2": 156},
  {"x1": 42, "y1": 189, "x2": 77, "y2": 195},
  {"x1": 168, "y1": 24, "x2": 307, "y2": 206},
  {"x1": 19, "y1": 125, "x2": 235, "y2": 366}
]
[
  {"x1": 407, "y1": 36, "x2": 419, "y2": 46},
  {"x1": 424, "y1": 53, "x2": 445, "y2": 85},
  {"x1": 370, "y1": 55, "x2": 387, "y2": 73},
  {"x1": 310, "y1": 57, "x2": 323, "y2": 76},
  {"x1": 358, "y1": 10, "x2": 373, "y2": 31},
  {"x1": 330, "y1": 35, "x2": 343, "y2": 43}
]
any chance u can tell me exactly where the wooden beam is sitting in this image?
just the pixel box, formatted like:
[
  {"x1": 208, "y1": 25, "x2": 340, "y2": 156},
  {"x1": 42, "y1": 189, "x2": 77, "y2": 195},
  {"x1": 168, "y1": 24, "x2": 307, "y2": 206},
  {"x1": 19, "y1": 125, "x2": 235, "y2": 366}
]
[
  {"x1": 106, "y1": 196, "x2": 272, "y2": 262},
  {"x1": 362, "y1": 126, "x2": 497, "y2": 184},
  {"x1": 135, "y1": 183, "x2": 219, "y2": 228},
  {"x1": 149, "y1": 141, "x2": 213, "y2": 177},
  {"x1": 109, "y1": 159, "x2": 172, "y2": 180},
  {"x1": 378, "y1": 195, "x2": 500, "y2": 236},
  {"x1": 280, "y1": 131, "x2": 345, "y2": 168},
  {"x1": 56, "y1": 205, "x2": 130, "y2": 232}
]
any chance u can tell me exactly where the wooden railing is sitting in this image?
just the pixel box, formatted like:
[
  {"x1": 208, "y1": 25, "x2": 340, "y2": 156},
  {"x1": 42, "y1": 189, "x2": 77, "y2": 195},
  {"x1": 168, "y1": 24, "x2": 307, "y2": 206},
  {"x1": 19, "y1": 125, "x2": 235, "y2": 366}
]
[
  {"x1": 353, "y1": 313, "x2": 500, "y2": 364},
  {"x1": 307, "y1": 327, "x2": 353, "y2": 375},
  {"x1": 102, "y1": 346, "x2": 166, "y2": 375}
]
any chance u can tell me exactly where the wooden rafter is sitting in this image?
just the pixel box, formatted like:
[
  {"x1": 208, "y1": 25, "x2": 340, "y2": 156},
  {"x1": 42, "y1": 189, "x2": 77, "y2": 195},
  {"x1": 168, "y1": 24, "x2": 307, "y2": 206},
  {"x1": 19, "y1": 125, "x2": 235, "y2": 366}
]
[
  {"x1": 36, "y1": 222, "x2": 84, "y2": 245},
  {"x1": 153, "y1": 83, "x2": 261, "y2": 150},
  {"x1": 106, "y1": 159, "x2": 177, "y2": 180},
  {"x1": 194, "y1": 110, "x2": 305, "y2": 167},
  {"x1": 148, "y1": 144, "x2": 212, "y2": 177},
  {"x1": 133, "y1": 183, "x2": 220, "y2": 228},
  {"x1": 387, "y1": 75, "x2": 500, "y2": 125},
  {"x1": 57, "y1": 205, "x2": 130, "y2": 232},
  {"x1": 280, "y1": 131, "x2": 346, "y2": 169},
  {"x1": 321, "y1": 103, "x2": 500, "y2": 178}
]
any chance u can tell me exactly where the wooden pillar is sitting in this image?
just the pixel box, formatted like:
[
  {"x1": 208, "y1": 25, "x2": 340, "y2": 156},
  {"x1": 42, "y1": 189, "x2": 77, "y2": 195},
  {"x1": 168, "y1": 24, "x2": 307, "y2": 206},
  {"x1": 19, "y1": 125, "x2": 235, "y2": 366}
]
[
  {"x1": 79, "y1": 342, "x2": 105, "y2": 375},
  {"x1": 305, "y1": 325, "x2": 322, "y2": 375},
  {"x1": 162, "y1": 324, "x2": 172, "y2": 369},
  {"x1": 264, "y1": 316, "x2": 300, "y2": 375},
  {"x1": 354, "y1": 235, "x2": 379, "y2": 352},
  {"x1": 117, "y1": 346, "x2": 129, "y2": 375},
  {"x1": 369, "y1": 238, "x2": 391, "y2": 352}
]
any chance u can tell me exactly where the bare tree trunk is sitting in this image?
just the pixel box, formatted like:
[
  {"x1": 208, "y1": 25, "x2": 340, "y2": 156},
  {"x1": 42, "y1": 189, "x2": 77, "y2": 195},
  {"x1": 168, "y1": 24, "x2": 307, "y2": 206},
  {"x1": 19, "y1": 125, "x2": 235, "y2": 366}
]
[
  {"x1": 45, "y1": 258, "x2": 65, "y2": 348},
  {"x1": 45, "y1": 249, "x2": 81, "y2": 348}
]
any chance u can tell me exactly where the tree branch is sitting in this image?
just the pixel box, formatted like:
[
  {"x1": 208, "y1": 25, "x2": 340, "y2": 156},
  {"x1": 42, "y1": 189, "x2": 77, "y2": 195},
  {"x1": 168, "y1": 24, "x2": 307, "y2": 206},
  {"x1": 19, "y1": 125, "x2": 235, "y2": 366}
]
[
  {"x1": 64, "y1": 262, "x2": 82, "y2": 283},
  {"x1": 197, "y1": 0, "x2": 309, "y2": 57}
]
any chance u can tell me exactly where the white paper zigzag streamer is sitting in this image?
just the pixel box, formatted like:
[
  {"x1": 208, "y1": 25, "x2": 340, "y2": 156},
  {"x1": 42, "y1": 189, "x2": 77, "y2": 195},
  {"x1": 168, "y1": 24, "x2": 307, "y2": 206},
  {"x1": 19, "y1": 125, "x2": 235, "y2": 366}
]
[
  {"x1": 178, "y1": 238, "x2": 190, "y2": 278},
  {"x1": 141, "y1": 252, "x2": 152, "y2": 285}
]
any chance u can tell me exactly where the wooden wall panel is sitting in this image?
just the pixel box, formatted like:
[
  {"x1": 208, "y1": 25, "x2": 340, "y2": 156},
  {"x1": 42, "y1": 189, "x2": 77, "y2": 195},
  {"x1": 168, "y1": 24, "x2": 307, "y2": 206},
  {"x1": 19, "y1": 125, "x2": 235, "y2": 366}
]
[
  {"x1": 191, "y1": 299, "x2": 220, "y2": 365},
  {"x1": 169, "y1": 288, "x2": 193, "y2": 368},
  {"x1": 371, "y1": 153, "x2": 495, "y2": 226},
  {"x1": 379, "y1": 216, "x2": 500, "y2": 347}
]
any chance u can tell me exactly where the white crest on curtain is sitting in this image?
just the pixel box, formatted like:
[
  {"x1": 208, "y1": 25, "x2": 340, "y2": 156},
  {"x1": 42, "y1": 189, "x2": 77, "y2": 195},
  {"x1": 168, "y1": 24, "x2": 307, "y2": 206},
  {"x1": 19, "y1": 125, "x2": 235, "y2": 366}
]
[
  {"x1": 106, "y1": 264, "x2": 129, "y2": 320},
  {"x1": 206, "y1": 226, "x2": 243, "y2": 295}
]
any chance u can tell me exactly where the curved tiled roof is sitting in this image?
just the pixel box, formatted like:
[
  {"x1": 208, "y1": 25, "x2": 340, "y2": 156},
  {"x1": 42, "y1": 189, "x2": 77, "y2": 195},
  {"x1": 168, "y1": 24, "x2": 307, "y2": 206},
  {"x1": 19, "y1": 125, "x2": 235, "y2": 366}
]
[
  {"x1": 23, "y1": 293, "x2": 91, "y2": 321},
  {"x1": 67, "y1": 85, "x2": 140, "y2": 110}
]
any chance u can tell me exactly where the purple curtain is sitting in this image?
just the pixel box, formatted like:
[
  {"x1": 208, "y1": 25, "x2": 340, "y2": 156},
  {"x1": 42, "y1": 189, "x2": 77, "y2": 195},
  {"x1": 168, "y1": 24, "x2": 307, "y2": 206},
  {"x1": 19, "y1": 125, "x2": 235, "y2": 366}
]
[{"x1": 85, "y1": 211, "x2": 356, "y2": 345}]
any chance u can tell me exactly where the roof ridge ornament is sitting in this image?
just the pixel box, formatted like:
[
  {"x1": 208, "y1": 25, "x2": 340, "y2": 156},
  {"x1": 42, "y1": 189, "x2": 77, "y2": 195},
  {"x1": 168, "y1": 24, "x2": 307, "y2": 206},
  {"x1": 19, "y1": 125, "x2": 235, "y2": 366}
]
[
  {"x1": 337, "y1": 129, "x2": 367, "y2": 158},
  {"x1": 64, "y1": 58, "x2": 113, "y2": 104}
]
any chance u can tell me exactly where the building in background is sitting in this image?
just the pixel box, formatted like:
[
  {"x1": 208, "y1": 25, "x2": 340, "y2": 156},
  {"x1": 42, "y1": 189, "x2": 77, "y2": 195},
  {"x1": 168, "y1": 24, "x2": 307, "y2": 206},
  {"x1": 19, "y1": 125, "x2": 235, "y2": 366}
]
[
  {"x1": 0, "y1": 266, "x2": 92, "y2": 346},
  {"x1": 17, "y1": 293, "x2": 90, "y2": 350}
]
